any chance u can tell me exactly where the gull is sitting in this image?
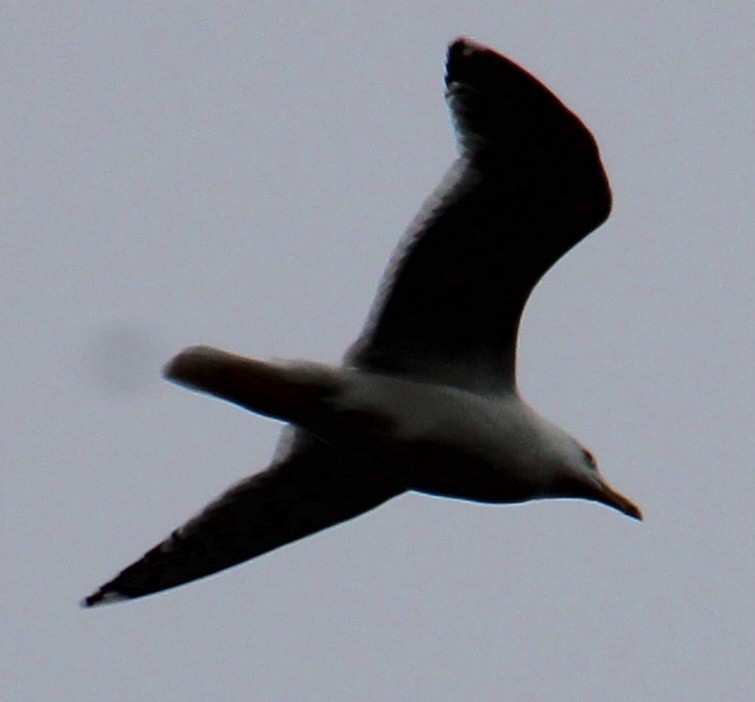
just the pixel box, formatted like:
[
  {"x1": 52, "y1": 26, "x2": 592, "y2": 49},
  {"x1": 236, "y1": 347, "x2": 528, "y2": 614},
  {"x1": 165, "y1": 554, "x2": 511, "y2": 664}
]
[{"x1": 84, "y1": 38, "x2": 641, "y2": 607}]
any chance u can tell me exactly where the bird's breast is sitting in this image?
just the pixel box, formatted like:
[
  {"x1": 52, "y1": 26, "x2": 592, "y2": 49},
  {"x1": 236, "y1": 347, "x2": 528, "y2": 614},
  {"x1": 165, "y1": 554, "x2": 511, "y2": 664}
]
[{"x1": 317, "y1": 373, "x2": 545, "y2": 504}]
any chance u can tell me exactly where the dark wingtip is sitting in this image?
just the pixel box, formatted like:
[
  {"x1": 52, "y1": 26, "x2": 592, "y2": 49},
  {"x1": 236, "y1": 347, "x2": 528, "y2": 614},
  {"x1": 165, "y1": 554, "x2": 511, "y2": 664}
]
[
  {"x1": 81, "y1": 587, "x2": 129, "y2": 608},
  {"x1": 446, "y1": 37, "x2": 485, "y2": 85},
  {"x1": 446, "y1": 37, "x2": 519, "y2": 86},
  {"x1": 448, "y1": 37, "x2": 486, "y2": 58}
]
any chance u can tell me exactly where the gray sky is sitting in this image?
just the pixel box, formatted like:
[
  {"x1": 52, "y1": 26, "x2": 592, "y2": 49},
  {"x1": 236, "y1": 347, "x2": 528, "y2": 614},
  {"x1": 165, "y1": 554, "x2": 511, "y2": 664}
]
[{"x1": 3, "y1": 3, "x2": 753, "y2": 700}]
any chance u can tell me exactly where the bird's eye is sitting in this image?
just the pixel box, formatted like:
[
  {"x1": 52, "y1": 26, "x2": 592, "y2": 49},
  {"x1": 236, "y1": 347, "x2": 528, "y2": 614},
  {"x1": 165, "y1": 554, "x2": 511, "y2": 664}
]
[{"x1": 582, "y1": 448, "x2": 597, "y2": 468}]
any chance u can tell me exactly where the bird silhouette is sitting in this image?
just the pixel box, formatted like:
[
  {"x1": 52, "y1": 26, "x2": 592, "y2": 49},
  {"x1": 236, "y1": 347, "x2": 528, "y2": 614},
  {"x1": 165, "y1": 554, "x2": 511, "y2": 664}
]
[{"x1": 84, "y1": 38, "x2": 640, "y2": 607}]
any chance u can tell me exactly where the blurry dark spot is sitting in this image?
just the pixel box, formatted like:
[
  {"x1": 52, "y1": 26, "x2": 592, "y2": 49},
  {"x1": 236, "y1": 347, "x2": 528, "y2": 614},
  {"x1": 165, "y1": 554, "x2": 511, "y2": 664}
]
[{"x1": 91, "y1": 322, "x2": 162, "y2": 397}]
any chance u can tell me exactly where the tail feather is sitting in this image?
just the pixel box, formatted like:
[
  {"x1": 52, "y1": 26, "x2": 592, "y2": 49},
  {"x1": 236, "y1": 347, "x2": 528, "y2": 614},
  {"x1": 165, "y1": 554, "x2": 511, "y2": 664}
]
[{"x1": 164, "y1": 346, "x2": 340, "y2": 424}]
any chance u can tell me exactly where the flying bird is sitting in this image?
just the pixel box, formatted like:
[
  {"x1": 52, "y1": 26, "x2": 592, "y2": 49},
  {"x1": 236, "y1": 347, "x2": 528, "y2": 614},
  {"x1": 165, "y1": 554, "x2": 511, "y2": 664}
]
[{"x1": 84, "y1": 38, "x2": 640, "y2": 607}]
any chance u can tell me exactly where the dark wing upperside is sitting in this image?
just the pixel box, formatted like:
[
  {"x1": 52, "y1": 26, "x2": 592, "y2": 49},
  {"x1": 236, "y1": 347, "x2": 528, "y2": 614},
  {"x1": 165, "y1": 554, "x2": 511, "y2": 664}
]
[
  {"x1": 347, "y1": 39, "x2": 611, "y2": 394},
  {"x1": 83, "y1": 430, "x2": 403, "y2": 605}
]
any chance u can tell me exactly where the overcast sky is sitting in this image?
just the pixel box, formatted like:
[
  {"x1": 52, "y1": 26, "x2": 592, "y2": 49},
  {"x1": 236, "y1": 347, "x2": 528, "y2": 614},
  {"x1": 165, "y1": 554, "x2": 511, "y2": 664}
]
[{"x1": 3, "y1": 3, "x2": 753, "y2": 701}]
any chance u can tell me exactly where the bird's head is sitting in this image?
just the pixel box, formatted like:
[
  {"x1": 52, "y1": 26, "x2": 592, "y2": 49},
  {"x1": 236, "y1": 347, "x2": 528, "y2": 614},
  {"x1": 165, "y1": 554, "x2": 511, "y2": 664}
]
[{"x1": 546, "y1": 438, "x2": 642, "y2": 520}]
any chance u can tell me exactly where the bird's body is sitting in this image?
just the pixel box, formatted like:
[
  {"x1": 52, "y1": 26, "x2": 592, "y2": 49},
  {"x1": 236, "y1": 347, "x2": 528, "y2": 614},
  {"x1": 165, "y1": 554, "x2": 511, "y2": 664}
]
[
  {"x1": 84, "y1": 38, "x2": 640, "y2": 607},
  {"x1": 170, "y1": 349, "x2": 585, "y2": 505}
]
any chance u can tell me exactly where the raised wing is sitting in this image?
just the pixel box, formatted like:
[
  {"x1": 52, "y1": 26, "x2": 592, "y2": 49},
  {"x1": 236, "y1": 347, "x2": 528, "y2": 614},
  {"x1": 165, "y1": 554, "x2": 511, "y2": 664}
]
[
  {"x1": 83, "y1": 430, "x2": 402, "y2": 605},
  {"x1": 347, "y1": 38, "x2": 611, "y2": 393}
]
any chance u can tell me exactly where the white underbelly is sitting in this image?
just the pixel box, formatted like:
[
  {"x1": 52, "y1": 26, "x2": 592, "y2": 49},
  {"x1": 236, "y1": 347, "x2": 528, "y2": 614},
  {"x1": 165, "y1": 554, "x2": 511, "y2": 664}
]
[{"x1": 314, "y1": 372, "x2": 545, "y2": 503}]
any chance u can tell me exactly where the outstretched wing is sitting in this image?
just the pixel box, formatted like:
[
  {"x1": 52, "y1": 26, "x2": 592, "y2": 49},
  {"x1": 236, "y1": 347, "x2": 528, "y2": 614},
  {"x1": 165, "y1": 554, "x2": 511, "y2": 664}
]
[
  {"x1": 347, "y1": 38, "x2": 611, "y2": 393},
  {"x1": 83, "y1": 430, "x2": 402, "y2": 605}
]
